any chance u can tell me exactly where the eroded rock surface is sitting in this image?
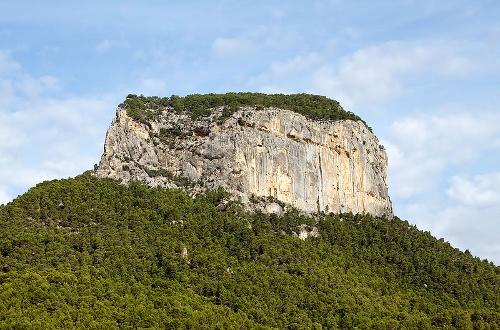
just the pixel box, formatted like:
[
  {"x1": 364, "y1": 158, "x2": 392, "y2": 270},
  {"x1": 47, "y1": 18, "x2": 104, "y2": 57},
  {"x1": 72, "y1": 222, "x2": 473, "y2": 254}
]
[{"x1": 95, "y1": 106, "x2": 392, "y2": 217}]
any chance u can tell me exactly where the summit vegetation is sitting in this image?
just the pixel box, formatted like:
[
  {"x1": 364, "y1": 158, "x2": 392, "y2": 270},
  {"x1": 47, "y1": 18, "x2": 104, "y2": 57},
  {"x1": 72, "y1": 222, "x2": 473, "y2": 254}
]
[
  {"x1": 0, "y1": 173, "x2": 498, "y2": 329},
  {"x1": 122, "y1": 93, "x2": 368, "y2": 128}
]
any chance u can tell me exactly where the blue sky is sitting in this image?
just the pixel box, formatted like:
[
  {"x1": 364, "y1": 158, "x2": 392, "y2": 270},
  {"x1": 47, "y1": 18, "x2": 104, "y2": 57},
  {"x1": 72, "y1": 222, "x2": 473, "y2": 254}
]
[{"x1": 0, "y1": 0, "x2": 499, "y2": 263}]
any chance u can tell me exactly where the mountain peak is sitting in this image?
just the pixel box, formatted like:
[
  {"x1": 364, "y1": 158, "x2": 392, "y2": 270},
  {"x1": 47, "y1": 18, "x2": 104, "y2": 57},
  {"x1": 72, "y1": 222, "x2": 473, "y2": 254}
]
[{"x1": 95, "y1": 93, "x2": 392, "y2": 216}]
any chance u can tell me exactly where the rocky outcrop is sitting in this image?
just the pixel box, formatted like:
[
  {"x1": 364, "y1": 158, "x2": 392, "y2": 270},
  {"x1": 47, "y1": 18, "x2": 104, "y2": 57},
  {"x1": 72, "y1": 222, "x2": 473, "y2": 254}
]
[{"x1": 95, "y1": 105, "x2": 392, "y2": 217}]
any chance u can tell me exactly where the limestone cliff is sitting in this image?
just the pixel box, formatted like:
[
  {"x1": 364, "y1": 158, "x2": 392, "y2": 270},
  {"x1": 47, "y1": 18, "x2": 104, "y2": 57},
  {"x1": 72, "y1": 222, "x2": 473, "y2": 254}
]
[{"x1": 95, "y1": 102, "x2": 392, "y2": 217}]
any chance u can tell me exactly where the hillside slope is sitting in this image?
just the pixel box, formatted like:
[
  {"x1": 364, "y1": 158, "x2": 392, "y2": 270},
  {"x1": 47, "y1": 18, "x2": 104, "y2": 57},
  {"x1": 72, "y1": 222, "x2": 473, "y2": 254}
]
[{"x1": 0, "y1": 173, "x2": 498, "y2": 329}]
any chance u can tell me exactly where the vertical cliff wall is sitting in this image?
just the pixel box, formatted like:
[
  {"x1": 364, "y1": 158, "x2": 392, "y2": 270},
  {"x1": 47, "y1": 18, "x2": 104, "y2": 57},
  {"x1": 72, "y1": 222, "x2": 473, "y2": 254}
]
[{"x1": 95, "y1": 105, "x2": 392, "y2": 217}]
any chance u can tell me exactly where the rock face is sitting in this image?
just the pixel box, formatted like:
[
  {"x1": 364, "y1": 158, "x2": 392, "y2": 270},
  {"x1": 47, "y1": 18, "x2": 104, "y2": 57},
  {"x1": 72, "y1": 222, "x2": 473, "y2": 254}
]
[{"x1": 95, "y1": 106, "x2": 392, "y2": 217}]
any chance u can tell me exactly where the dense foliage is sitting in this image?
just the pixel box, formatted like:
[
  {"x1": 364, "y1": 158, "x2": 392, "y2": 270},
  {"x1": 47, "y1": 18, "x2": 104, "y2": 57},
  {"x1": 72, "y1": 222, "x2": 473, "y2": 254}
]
[
  {"x1": 0, "y1": 173, "x2": 498, "y2": 329},
  {"x1": 122, "y1": 93, "x2": 367, "y2": 128}
]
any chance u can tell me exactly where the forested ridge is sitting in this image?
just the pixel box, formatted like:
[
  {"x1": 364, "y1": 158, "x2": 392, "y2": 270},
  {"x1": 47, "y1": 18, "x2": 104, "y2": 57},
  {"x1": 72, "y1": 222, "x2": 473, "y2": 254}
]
[{"x1": 0, "y1": 173, "x2": 498, "y2": 329}]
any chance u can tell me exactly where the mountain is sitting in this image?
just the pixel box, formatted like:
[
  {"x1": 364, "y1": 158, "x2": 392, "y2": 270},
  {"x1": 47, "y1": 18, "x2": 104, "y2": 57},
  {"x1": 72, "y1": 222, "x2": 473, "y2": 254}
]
[
  {"x1": 0, "y1": 93, "x2": 498, "y2": 329},
  {"x1": 95, "y1": 93, "x2": 392, "y2": 217}
]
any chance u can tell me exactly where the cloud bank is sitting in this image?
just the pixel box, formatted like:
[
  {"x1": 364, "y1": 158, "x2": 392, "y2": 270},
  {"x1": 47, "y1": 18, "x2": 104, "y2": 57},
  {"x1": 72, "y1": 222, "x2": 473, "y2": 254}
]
[{"x1": 0, "y1": 50, "x2": 115, "y2": 204}]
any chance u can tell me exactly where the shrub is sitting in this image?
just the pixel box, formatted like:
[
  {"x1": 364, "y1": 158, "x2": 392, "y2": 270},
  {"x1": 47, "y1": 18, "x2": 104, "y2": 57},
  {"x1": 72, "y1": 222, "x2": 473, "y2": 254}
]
[{"x1": 122, "y1": 93, "x2": 370, "y2": 130}]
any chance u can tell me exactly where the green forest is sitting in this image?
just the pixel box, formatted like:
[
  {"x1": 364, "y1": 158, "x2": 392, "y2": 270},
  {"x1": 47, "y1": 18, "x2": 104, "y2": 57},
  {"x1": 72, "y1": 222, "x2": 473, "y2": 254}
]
[
  {"x1": 122, "y1": 93, "x2": 368, "y2": 128},
  {"x1": 0, "y1": 173, "x2": 498, "y2": 329}
]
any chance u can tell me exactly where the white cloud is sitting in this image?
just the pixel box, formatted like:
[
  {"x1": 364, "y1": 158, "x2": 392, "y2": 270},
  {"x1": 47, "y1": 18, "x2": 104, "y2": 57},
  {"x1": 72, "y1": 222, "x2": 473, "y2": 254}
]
[
  {"x1": 0, "y1": 95, "x2": 114, "y2": 199},
  {"x1": 313, "y1": 44, "x2": 430, "y2": 104},
  {"x1": 249, "y1": 41, "x2": 477, "y2": 110},
  {"x1": 0, "y1": 188, "x2": 11, "y2": 205},
  {"x1": 399, "y1": 198, "x2": 500, "y2": 264},
  {"x1": 15, "y1": 74, "x2": 61, "y2": 98},
  {"x1": 435, "y1": 199, "x2": 500, "y2": 264},
  {"x1": 447, "y1": 172, "x2": 500, "y2": 207},
  {"x1": 384, "y1": 111, "x2": 500, "y2": 199},
  {"x1": 0, "y1": 51, "x2": 61, "y2": 101},
  {"x1": 0, "y1": 50, "x2": 116, "y2": 203},
  {"x1": 212, "y1": 37, "x2": 253, "y2": 57},
  {"x1": 385, "y1": 111, "x2": 500, "y2": 264},
  {"x1": 314, "y1": 42, "x2": 476, "y2": 109},
  {"x1": 440, "y1": 56, "x2": 476, "y2": 77},
  {"x1": 0, "y1": 50, "x2": 21, "y2": 74}
]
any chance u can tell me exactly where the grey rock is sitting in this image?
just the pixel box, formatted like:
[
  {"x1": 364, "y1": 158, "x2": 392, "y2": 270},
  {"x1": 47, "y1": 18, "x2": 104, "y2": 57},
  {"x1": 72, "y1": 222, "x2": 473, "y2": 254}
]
[
  {"x1": 297, "y1": 224, "x2": 320, "y2": 240},
  {"x1": 265, "y1": 202, "x2": 284, "y2": 215},
  {"x1": 95, "y1": 106, "x2": 392, "y2": 217}
]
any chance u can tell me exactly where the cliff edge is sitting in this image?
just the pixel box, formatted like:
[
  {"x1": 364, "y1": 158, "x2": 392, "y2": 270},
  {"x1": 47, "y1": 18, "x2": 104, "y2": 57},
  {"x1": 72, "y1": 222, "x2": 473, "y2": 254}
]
[{"x1": 95, "y1": 94, "x2": 392, "y2": 217}]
